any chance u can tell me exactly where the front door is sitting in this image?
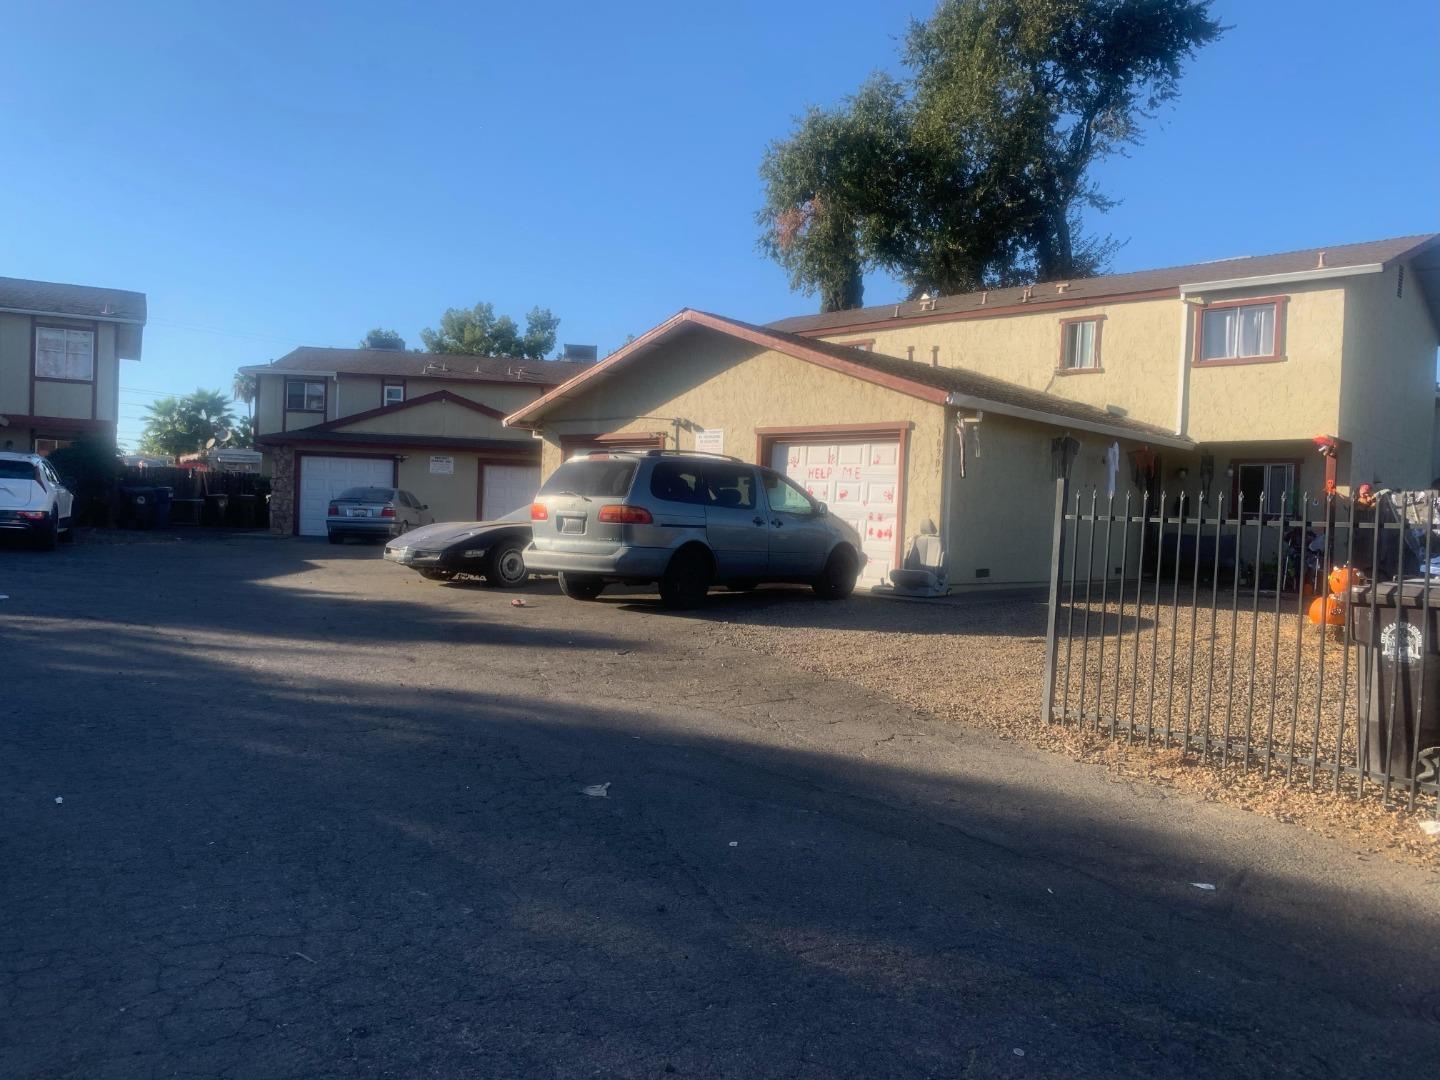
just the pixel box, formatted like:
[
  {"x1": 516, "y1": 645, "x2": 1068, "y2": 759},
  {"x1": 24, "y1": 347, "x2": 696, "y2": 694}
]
[
  {"x1": 700, "y1": 462, "x2": 767, "y2": 580},
  {"x1": 760, "y1": 468, "x2": 831, "y2": 577}
]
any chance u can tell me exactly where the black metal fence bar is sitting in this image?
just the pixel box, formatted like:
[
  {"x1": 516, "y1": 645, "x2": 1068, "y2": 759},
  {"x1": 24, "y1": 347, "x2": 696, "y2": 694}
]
[{"x1": 1042, "y1": 479, "x2": 1440, "y2": 810}]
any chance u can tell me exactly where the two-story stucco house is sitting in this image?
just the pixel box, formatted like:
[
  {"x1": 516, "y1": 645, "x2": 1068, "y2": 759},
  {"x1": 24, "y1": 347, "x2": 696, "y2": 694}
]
[
  {"x1": 0, "y1": 276, "x2": 147, "y2": 454},
  {"x1": 242, "y1": 348, "x2": 591, "y2": 535},
  {"x1": 504, "y1": 234, "x2": 1440, "y2": 590}
]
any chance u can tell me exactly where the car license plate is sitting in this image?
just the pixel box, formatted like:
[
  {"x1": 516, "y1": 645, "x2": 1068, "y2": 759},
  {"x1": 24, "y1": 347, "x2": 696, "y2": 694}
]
[
  {"x1": 349, "y1": 508, "x2": 369, "y2": 517},
  {"x1": 560, "y1": 517, "x2": 583, "y2": 534}
]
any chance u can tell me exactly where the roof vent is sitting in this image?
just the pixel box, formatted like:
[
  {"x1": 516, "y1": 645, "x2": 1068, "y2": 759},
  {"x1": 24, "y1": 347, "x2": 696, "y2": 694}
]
[
  {"x1": 1055, "y1": 282, "x2": 1070, "y2": 294},
  {"x1": 1316, "y1": 250, "x2": 1327, "y2": 269},
  {"x1": 562, "y1": 344, "x2": 598, "y2": 362},
  {"x1": 980, "y1": 290, "x2": 988, "y2": 306},
  {"x1": 1021, "y1": 286, "x2": 1034, "y2": 303}
]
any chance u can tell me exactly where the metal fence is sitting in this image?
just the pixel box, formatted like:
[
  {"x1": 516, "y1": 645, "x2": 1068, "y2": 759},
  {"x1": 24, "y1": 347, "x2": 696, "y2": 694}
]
[{"x1": 1040, "y1": 479, "x2": 1439, "y2": 810}]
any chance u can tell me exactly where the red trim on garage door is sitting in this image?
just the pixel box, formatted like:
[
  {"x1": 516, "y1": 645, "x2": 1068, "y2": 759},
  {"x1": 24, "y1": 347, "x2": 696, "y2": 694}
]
[{"x1": 753, "y1": 422, "x2": 912, "y2": 572}]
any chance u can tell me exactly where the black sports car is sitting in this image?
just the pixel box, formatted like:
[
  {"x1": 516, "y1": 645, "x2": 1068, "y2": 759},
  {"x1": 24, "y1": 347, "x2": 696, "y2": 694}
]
[{"x1": 382, "y1": 507, "x2": 532, "y2": 587}]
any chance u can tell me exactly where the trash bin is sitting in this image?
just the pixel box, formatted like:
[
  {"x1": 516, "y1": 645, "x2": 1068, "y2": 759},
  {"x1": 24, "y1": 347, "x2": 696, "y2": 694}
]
[
  {"x1": 1349, "y1": 581, "x2": 1440, "y2": 784},
  {"x1": 202, "y1": 493, "x2": 230, "y2": 527},
  {"x1": 152, "y1": 486, "x2": 173, "y2": 529},
  {"x1": 119, "y1": 486, "x2": 157, "y2": 530},
  {"x1": 228, "y1": 494, "x2": 257, "y2": 528}
]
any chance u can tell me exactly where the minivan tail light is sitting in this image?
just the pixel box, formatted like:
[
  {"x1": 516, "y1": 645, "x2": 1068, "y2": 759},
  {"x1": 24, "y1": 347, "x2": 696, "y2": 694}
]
[
  {"x1": 530, "y1": 502, "x2": 549, "y2": 520},
  {"x1": 328, "y1": 505, "x2": 339, "y2": 516},
  {"x1": 597, "y1": 504, "x2": 652, "y2": 525},
  {"x1": 380, "y1": 506, "x2": 396, "y2": 518}
]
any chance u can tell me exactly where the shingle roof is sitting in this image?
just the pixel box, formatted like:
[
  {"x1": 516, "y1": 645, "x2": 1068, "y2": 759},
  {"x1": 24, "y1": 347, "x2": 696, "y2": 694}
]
[
  {"x1": 506, "y1": 308, "x2": 1192, "y2": 448},
  {"x1": 769, "y1": 233, "x2": 1440, "y2": 335},
  {"x1": 240, "y1": 347, "x2": 592, "y2": 386},
  {"x1": 0, "y1": 276, "x2": 147, "y2": 323}
]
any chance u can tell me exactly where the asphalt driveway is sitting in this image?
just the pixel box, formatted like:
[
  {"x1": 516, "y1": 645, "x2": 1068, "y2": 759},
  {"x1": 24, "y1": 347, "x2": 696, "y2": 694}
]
[{"x1": 2, "y1": 534, "x2": 1437, "y2": 1079}]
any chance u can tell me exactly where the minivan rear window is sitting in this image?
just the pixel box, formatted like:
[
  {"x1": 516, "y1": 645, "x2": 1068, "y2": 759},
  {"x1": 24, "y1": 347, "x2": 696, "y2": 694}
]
[
  {"x1": 540, "y1": 458, "x2": 638, "y2": 498},
  {"x1": 0, "y1": 461, "x2": 36, "y2": 482}
]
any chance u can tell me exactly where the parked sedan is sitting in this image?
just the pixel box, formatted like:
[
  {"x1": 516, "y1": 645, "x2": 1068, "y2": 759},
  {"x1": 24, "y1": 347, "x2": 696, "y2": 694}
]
[
  {"x1": 382, "y1": 507, "x2": 532, "y2": 587},
  {"x1": 327, "y1": 487, "x2": 433, "y2": 543},
  {"x1": 0, "y1": 452, "x2": 75, "y2": 549}
]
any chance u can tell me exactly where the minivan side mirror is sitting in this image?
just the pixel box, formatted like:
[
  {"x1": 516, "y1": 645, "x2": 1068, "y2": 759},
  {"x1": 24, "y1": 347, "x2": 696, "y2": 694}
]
[{"x1": 816, "y1": 502, "x2": 828, "y2": 516}]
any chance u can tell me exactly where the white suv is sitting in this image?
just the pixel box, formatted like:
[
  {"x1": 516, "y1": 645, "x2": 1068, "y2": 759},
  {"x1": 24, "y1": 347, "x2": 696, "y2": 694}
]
[{"x1": 0, "y1": 452, "x2": 75, "y2": 549}]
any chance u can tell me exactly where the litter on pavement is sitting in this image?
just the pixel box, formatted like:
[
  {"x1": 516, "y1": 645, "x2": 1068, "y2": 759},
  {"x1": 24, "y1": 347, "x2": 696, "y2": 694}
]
[
  {"x1": 510, "y1": 598, "x2": 527, "y2": 608},
  {"x1": 53, "y1": 797, "x2": 62, "y2": 804},
  {"x1": 581, "y1": 783, "x2": 610, "y2": 798}
]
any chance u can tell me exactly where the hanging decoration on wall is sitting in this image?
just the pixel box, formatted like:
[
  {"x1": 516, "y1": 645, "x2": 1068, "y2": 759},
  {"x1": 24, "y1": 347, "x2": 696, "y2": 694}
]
[
  {"x1": 1051, "y1": 435, "x2": 1080, "y2": 481},
  {"x1": 954, "y1": 413, "x2": 981, "y2": 478}
]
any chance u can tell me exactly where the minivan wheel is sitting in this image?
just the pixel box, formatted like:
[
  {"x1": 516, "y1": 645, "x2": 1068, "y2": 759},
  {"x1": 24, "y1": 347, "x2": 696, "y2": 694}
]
[
  {"x1": 813, "y1": 547, "x2": 859, "y2": 600},
  {"x1": 485, "y1": 543, "x2": 529, "y2": 589},
  {"x1": 659, "y1": 548, "x2": 712, "y2": 610},
  {"x1": 559, "y1": 573, "x2": 605, "y2": 601}
]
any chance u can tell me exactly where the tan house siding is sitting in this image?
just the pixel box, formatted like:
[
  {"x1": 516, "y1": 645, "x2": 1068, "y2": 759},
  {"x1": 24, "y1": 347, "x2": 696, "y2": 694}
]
[
  {"x1": 0, "y1": 313, "x2": 30, "y2": 414},
  {"x1": 536, "y1": 332, "x2": 948, "y2": 558},
  {"x1": 335, "y1": 398, "x2": 509, "y2": 439},
  {"x1": 1338, "y1": 264, "x2": 1439, "y2": 489},
  {"x1": 254, "y1": 373, "x2": 552, "y2": 436}
]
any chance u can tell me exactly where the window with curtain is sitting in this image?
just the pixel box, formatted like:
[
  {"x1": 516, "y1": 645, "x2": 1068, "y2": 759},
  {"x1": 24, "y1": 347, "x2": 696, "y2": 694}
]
[
  {"x1": 286, "y1": 380, "x2": 326, "y2": 411},
  {"x1": 35, "y1": 327, "x2": 95, "y2": 381},
  {"x1": 1060, "y1": 319, "x2": 1100, "y2": 369},
  {"x1": 1200, "y1": 303, "x2": 1277, "y2": 361}
]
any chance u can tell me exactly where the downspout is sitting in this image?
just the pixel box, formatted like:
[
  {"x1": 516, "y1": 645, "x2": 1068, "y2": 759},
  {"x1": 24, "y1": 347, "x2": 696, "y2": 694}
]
[{"x1": 1174, "y1": 297, "x2": 1196, "y2": 437}]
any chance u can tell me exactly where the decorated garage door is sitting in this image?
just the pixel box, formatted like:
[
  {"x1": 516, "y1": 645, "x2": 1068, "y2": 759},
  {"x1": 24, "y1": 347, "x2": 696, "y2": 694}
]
[
  {"x1": 770, "y1": 438, "x2": 900, "y2": 588},
  {"x1": 297, "y1": 455, "x2": 394, "y2": 536}
]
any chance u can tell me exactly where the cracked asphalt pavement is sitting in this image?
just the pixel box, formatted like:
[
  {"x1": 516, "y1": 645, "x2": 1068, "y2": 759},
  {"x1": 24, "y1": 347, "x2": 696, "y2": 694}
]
[{"x1": 2, "y1": 534, "x2": 1437, "y2": 1079}]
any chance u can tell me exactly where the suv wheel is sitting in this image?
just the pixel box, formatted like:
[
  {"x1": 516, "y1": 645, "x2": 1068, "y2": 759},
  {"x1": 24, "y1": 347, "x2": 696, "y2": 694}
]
[
  {"x1": 813, "y1": 546, "x2": 858, "y2": 600},
  {"x1": 37, "y1": 512, "x2": 59, "y2": 551},
  {"x1": 484, "y1": 543, "x2": 529, "y2": 589},
  {"x1": 659, "y1": 548, "x2": 711, "y2": 610},
  {"x1": 559, "y1": 573, "x2": 605, "y2": 601}
]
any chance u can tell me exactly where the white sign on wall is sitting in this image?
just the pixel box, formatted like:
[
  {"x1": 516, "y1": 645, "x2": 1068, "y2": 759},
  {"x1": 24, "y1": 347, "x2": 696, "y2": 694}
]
[
  {"x1": 695, "y1": 428, "x2": 725, "y2": 455},
  {"x1": 429, "y1": 455, "x2": 455, "y2": 475}
]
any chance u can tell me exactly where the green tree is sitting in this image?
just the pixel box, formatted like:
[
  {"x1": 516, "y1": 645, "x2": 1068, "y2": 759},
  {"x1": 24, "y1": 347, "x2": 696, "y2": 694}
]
[
  {"x1": 420, "y1": 304, "x2": 560, "y2": 359},
  {"x1": 47, "y1": 436, "x2": 120, "y2": 526},
  {"x1": 137, "y1": 389, "x2": 242, "y2": 461},
  {"x1": 360, "y1": 328, "x2": 406, "y2": 350},
  {"x1": 758, "y1": 0, "x2": 1222, "y2": 308},
  {"x1": 231, "y1": 371, "x2": 257, "y2": 432}
]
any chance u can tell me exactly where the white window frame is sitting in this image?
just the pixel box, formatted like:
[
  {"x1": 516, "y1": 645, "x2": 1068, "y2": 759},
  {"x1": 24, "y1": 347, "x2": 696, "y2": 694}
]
[
  {"x1": 286, "y1": 379, "x2": 326, "y2": 412},
  {"x1": 383, "y1": 383, "x2": 405, "y2": 407},
  {"x1": 35, "y1": 327, "x2": 95, "y2": 382},
  {"x1": 1059, "y1": 318, "x2": 1101, "y2": 371}
]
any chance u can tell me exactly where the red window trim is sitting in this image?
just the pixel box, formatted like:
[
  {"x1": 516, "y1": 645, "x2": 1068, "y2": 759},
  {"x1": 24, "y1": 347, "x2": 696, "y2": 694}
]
[
  {"x1": 1055, "y1": 314, "x2": 1105, "y2": 374},
  {"x1": 753, "y1": 422, "x2": 912, "y2": 572},
  {"x1": 1192, "y1": 295, "x2": 1289, "y2": 367}
]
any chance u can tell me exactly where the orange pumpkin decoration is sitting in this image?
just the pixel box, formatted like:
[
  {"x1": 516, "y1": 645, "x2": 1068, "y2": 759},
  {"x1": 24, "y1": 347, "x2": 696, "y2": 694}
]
[
  {"x1": 1328, "y1": 566, "x2": 1361, "y2": 595},
  {"x1": 1307, "y1": 595, "x2": 1346, "y2": 626}
]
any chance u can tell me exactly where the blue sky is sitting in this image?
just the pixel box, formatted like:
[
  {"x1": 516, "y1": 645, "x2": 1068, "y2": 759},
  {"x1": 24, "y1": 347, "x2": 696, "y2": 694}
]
[{"x1": 1, "y1": 0, "x2": 1436, "y2": 449}]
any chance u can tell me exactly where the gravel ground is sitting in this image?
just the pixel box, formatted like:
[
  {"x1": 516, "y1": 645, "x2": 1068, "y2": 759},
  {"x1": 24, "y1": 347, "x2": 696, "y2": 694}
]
[{"x1": 704, "y1": 586, "x2": 1440, "y2": 864}]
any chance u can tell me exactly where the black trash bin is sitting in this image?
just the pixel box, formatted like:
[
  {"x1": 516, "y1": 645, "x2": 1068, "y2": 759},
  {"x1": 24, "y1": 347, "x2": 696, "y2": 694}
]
[
  {"x1": 120, "y1": 486, "x2": 157, "y2": 530},
  {"x1": 1349, "y1": 581, "x2": 1440, "y2": 785},
  {"x1": 152, "y1": 486, "x2": 173, "y2": 529},
  {"x1": 202, "y1": 493, "x2": 230, "y2": 527}
]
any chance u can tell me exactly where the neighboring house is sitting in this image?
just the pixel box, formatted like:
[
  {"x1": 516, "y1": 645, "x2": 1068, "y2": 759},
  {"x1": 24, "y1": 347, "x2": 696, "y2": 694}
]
[
  {"x1": 242, "y1": 348, "x2": 591, "y2": 535},
  {"x1": 0, "y1": 276, "x2": 147, "y2": 455},
  {"x1": 505, "y1": 234, "x2": 1440, "y2": 589}
]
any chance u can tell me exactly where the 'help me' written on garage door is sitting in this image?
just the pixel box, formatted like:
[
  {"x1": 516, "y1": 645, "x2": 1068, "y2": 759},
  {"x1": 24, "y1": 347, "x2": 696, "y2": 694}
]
[{"x1": 771, "y1": 440, "x2": 899, "y2": 587}]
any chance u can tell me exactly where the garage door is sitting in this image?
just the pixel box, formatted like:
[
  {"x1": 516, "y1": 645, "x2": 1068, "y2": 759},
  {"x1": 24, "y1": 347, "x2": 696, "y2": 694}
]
[
  {"x1": 298, "y1": 455, "x2": 394, "y2": 536},
  {"x1": 481, "y1": 464, "x2": 541, "y2": 521},
  {"x1": 771, "y1": 439, "x2": 900, "y2": 588}
]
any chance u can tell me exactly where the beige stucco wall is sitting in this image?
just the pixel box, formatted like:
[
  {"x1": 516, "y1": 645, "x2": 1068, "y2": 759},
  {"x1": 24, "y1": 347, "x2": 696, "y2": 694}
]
[
  {"x1": 839, "y1": 296, "x2": 1183, "y2": 433},
  {"x1": 1338, "y1": 264, "x2": 1439, "y2": 489},
  {"x1": 0, "y1": 314, "x2": 29, "y2": 414},
  {"x1": 533, "y1": 330, "x2": 948, "y2": 558}
]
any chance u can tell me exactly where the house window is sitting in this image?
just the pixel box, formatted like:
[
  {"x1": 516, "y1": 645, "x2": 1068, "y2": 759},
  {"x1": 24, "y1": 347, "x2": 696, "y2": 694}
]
[
  {"x1": 35, "y1": 327, "x2": 94, "y2": 381},
  {"x1": 1059, "y1": 318, "x2": 1101, "y2": 370},
  {"x1": 1236, "y1": 462, "x2": 1295, "y2": 517},
  {"x1": 285, "y1": 380, "x2": 326, "y2": 412},
  {"x1": 1200, "y1": 302, "x2": 1279, "y2": 362},
  {"x1": 383, "y1": 383, "x2": 405, "y2": 407},
  {"x1": 33, "y1": 438, "x2": 72, "y2": 457}
]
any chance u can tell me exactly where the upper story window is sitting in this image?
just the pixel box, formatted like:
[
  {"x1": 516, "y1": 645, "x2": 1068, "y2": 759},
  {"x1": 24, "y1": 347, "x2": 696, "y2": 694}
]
[
  {"x1": 1058, "y1": 317, "x2": 1102, "y2": 372},
  {"x1": 383, "y1": 383, "x2": 405, "y2": 407},
  {"x1": 1196, "y1": 298, "x2": 1286, "y2": 364},
  {"x1": 285, "y1": 379, "x2": 326, "y2": 412},
  {"x1": 35, "y1": 327, "x2": 95, "y2": 381}
]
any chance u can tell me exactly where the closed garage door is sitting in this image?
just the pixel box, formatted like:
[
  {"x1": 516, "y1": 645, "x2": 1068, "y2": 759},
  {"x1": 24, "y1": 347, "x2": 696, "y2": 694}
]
[
  {"x1": 298, "y1": 455, "x2": 394, "y2": 536},
  {"x1": 481, "y1": 464, "x2": 541, "y2": 521},
  {"x1": 770, "y1": 438, "x2": 901, "y2": 588}
]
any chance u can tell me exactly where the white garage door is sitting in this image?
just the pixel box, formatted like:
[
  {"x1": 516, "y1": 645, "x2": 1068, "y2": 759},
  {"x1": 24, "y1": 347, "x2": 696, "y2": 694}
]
[
  {"x1": 481, "y1": 464, "x2": 541, "y2": 521},
  {"x1": 298, "y1": 455, "x2": 394, "y2": 536},
  {"x1": 771, "y1": 438, "x2": 901, "y2": 588}
]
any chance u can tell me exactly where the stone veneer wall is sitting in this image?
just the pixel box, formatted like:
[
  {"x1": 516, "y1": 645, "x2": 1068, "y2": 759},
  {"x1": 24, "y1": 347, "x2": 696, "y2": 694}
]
[{"x1": 268, "y1": 445, "x2": 294, "y2": 535}]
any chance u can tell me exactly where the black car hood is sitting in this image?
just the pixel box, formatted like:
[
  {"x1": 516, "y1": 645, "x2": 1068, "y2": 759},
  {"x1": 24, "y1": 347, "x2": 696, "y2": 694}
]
[{"x1": 392, "y1": 520, "x2": 518, "y2": 548}]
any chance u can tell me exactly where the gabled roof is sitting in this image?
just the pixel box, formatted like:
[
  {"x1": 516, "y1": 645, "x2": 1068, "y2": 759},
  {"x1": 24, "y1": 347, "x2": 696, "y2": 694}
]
[
  {"x1": 240, "y1": 347, "x2": 592, "y2": 386},
  {"x1": 504, "y1": 309, "x2": 1192, "y2": 449},
  {"x1": 0, "y1": 276, "x2": 147, "y2": 323},
  {"x1": 268, "y1": 390, "x2": 506, "y2": 439},
  {"x1": 769, "y1": 233, "x2": 1440, "y2": 336}
]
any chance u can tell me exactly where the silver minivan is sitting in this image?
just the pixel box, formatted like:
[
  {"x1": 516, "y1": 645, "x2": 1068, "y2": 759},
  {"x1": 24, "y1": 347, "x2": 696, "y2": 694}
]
[{"x1": 525, "y1": 450, "x2": 865, "y2": 608}]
